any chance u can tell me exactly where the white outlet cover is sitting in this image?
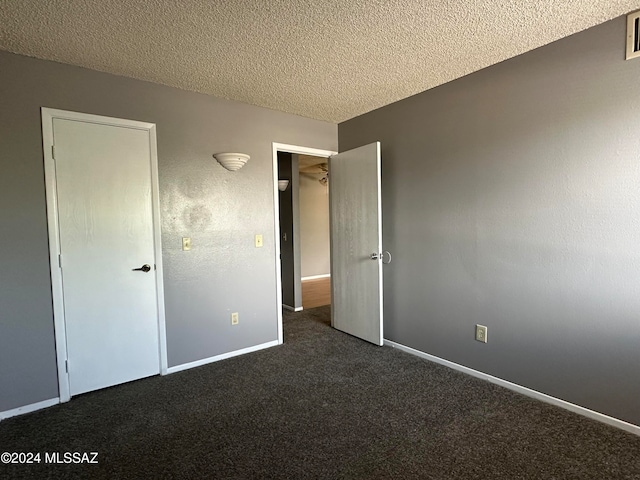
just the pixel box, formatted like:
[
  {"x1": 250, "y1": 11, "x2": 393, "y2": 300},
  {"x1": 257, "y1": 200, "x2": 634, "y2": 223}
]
[{"x1": 475, "y1": 324, "x2": 488, "y2": 343}]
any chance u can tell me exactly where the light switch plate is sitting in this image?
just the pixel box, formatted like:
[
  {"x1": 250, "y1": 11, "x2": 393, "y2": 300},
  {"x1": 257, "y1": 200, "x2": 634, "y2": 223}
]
[
  {"x1": 182, "y1": 237, "x2": 191, "y2": 251},
  {"x1": 255, "y1": 234, "x2": 263, "y2": 248}
]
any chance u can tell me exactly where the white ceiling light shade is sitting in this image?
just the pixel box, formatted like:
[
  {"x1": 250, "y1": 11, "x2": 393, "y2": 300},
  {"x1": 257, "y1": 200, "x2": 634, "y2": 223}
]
[
  {"x1": 278, "y1": 180, "x2": 289, "y2": 191},
  {"x1": 213, "y1": 152, "x2": 250, "y2": 171}
]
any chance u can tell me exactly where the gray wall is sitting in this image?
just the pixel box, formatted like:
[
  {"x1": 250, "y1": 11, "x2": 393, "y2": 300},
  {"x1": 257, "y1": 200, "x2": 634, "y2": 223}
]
[
  {"x1": 339, "y1": 17, "x2": 640, "y2": 426},
  {"x1": 278, "y1": 152, "x2": 294, "y2": 307},
  {"x1": 0, "y1": 50, "x2": 336, "y2": 412},
  {"x1": 278, "y1": 152, "x2": 302, "y2": 309},
  {"x1": 300, "y1": 170, "x2": 330, "y2": 278}
]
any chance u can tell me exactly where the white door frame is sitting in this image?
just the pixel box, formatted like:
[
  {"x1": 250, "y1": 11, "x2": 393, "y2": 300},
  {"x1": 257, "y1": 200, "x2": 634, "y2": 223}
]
[
  {"x1": 272, "y1": 143, "x2": 337, "y2": 344},
  {"x1": 41, "y1": 107, "x2": 168, "y2": 403}
]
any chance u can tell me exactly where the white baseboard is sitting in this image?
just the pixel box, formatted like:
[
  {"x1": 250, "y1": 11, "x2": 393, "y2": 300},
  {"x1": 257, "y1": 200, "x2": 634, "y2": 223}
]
[
  {"x1": 384, "y1": 339, "x2": 640, "y2": 437},
  {"x1": 2, "y1": 340, "x2": 282, "y2": 418},
  {"x1": 283, "y1": 304, "x2": 303, "y2": 312},
  {"x1": 0, "y1": 397, "x2": 59, "y2": 421},
  {"x1": 301, "y1": 274, "x2": 330, "y2": 281},
  {"x1": 166, "y1": 340, "x2": 279, "y2": 374}
]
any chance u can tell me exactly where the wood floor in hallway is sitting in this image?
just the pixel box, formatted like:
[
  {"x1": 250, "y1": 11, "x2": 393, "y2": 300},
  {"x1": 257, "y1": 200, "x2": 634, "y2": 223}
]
[{"x1": 302, "y1": 277, "x2": 331, "y2": 309}]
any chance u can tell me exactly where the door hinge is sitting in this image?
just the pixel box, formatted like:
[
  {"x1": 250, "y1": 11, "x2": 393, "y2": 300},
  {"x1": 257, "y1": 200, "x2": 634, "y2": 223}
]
[
  {"x1": 58, "y1": 254, "x2": 62, "y2": 268},
  {"x1": 51, "y1": 145, "x2": 56, "y2": 160},
  {"x1": 65, "y1": 360, "x2": 68, "y2": 373}
]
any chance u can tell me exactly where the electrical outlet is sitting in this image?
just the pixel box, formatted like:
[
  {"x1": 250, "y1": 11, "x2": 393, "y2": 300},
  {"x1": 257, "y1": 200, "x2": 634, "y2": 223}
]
[
  {"x1": 475, "y1": 324, "x2": 488, "y2": 343},
  {"x1": 231, "y1": 312, "x2": 239, "y2": 325},
  {"x1": 182, "y1": 237, "x2": 191, "y2": 251},
  {"x1": 255, "y1": 234, "x2": 263, "y2": 248}
]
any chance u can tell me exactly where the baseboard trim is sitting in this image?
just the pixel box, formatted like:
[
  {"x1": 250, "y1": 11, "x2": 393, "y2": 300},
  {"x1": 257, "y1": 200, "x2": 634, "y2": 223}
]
[
  {"x1": 283, "y1": 304, "x2": 303, "y2": 312},
  {"x1": 301, "y1": 274, "x2": 331, "y2": 281},
  {"x1": 0, "y1": 397, "x2": 60, "y2": 421},
  {"x1": 384, "y1": 339, "x2": 640, "y2": 437},
  {"x1": 166, "y1": 340, "x2": 279, "y2": 374}
]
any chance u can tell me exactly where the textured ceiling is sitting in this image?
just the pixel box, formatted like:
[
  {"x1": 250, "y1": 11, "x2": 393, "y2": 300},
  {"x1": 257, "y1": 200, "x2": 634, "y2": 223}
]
[{"x1": 1, "y1": 1, "x2": 639, "y2": 123}]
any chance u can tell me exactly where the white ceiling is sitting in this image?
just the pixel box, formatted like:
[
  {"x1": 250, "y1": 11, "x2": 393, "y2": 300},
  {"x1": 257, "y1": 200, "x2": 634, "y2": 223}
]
[{"x1": 1, "y1": 1, "x2": 639, "y2": 123}]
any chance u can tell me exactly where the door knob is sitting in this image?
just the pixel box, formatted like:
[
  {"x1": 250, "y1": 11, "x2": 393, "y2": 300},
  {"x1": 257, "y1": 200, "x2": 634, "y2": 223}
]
[
  {"x1": 133, "y1": 264, "x2": 151, "y2": 272},
  {"x1": 370, "y1": 252, "x2": 392, "y2": 264}
]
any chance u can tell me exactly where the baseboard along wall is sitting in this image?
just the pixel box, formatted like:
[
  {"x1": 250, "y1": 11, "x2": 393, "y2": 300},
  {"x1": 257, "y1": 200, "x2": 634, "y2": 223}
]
[
  {"x1": 0, "y1": 397, "x2": 60, "y2": 422},
  {"x1": 384, "y1": 339, "x2": 640, "y2": 437},
  {"x1": 167, "y1": 340, "x2": 279, "y2": 374},
  {"x1": 1, "y1": 341, "x2": 281, "y2": 420},
  {"x1": 9, "y1": 337, "x2": 633, "y2": 437},
  {"x1": 301, "y1": 274, "x2": 331, "y2": 281},
  {"x1": 283, "y1": 304, "x2": 303, "y2": 312}
]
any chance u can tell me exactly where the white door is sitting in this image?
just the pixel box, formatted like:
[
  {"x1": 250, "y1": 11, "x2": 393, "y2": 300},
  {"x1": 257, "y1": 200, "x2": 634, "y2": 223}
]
[
  {"x1": 50, "y1": 113, "x2": 161, "y2": 396},
  {"x1": 329, "y1": 142, "x2": 384, "y2": 345}
]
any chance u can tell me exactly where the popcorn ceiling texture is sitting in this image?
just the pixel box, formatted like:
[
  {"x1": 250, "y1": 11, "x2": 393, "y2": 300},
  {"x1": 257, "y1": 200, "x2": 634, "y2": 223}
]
[{"x1": 1, "y1": 0, "x2": 639, "y2": 123}]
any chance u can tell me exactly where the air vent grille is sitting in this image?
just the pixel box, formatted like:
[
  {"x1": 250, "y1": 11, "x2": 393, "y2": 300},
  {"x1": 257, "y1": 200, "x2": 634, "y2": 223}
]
[{"x1": 627, "y1": 11, "x2": 640, "y2": 60}]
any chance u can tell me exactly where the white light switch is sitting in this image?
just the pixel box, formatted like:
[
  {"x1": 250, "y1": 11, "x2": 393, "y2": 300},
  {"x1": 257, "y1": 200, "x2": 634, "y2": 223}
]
[
  {"x1": 255, "y1": 234, "x2": 263, "y2": 248},
  {"x1": 182, "y1": 237, "x2": 191, "y2": 251}
]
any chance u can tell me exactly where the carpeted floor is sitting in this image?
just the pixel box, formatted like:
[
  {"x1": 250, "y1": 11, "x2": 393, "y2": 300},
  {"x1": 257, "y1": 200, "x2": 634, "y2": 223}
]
[{"x1": 1, "y1": 306, "x2": 640, "y2": 479}]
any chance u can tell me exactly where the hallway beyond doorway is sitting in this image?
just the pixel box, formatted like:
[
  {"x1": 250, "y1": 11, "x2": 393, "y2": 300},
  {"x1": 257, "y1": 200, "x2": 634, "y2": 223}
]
[{"x1": 302, "y1": 277, "x2": 331, "y2": 309}]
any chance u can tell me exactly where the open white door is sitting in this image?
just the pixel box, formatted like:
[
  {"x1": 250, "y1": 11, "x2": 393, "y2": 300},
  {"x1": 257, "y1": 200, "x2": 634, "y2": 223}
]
[{"x1": 329, "y1": 142, "x2": 383, "y2": 345}]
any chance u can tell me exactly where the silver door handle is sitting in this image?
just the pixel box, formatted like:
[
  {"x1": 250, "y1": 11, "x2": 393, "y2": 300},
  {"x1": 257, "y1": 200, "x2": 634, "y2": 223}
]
[{"x1": 370, "y1": 251, "x2": 392, "y2": 264}]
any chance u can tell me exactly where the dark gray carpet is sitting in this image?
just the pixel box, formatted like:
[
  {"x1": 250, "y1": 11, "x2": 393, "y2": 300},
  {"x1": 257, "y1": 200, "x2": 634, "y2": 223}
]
[{"x1": 1, "y1": 305, "x2": 640, "y2": 479}]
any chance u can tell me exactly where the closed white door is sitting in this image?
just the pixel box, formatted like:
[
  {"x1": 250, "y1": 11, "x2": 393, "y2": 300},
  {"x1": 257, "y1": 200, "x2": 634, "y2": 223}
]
[
  {"x1": 329, "y1": 142, "x2": 384, "y2": 345},
  {"x1": 52, "y1": 116, "x2": 160, "y2": 396}
]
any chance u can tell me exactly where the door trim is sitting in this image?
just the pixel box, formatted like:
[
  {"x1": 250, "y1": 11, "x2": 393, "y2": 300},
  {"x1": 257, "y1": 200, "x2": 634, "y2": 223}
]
[
  {"x1": 41, "y1": 108, "x2": 168, "y2": 403},
  {"x1": 272, "y1": 143, "x2": 337, "y2": 344}
]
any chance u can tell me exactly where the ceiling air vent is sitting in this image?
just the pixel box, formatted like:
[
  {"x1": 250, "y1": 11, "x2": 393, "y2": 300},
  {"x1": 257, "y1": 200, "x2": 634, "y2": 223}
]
[{"x1": 627, "y1": 11, "x2": 640, "y2": 60}]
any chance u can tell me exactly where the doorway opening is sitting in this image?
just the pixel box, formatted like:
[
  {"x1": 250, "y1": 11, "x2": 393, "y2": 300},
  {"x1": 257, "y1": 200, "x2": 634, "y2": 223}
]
[
  {"x1": 274, "y1": 141, "x2": 385, "y2": 347},
  {"x1": 298, "y1": 154, "x2": 332, "y2": 309},
  {"x1": 272, "y1": 143, "x2": 337, "y2": 344}
]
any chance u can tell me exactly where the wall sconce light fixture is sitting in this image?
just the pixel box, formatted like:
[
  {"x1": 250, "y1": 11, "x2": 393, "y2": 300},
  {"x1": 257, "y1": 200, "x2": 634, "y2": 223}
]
[
  {"x1": 278, "y1": 180, "x2": 289, "y2": 191},
  {"x1": 213, "y1": 152, "x2": 250, "y2": 171}
]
